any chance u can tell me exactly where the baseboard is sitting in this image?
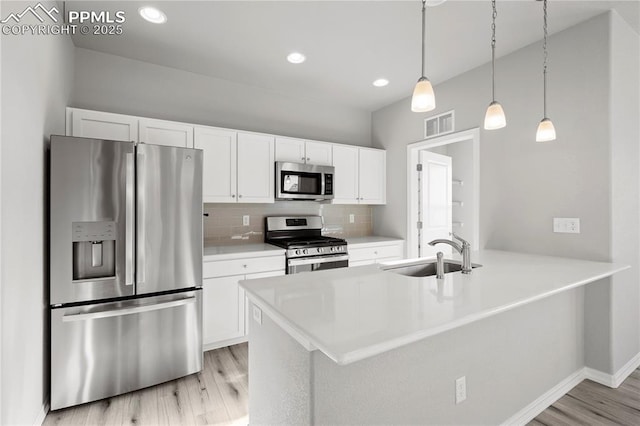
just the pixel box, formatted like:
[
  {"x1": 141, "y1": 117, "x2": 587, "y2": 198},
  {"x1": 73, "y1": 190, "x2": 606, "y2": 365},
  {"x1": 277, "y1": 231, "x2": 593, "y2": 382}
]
[
  {"x1": 33, "y1": 400, "x2": 49, "y2": 426},
  {"x1": 501, "y1": 368, "x2": 585, "y2": 426},
  {"x1": 586, "y1": 351, "x2": 640, "y2": 388},
  {"x1": 504, "y1": 351, "x2": 640, "y2": 425},
  {"x1": 203, "y1": 336, "x2": 248, "y2": 352}
]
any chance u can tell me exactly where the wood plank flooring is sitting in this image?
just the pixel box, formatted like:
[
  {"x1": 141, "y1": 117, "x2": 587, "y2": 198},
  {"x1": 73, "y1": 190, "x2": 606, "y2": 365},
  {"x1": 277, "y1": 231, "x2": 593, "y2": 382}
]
[
  {"x1": 44, "y1": 345, "x2": 640, "y2": 426},
  {"x1": 529, "y1": 368, "x2": 640, "y2": 426},
  {"x1": 43, "y1": 344, "x2": 249, "y2": 426}
]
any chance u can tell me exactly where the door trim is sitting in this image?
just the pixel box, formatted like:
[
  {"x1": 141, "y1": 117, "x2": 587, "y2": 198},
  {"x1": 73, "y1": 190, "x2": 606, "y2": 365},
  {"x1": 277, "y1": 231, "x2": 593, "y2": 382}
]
[{"x1": 406, "y1": 128, "x2": 480, "y2": 259}]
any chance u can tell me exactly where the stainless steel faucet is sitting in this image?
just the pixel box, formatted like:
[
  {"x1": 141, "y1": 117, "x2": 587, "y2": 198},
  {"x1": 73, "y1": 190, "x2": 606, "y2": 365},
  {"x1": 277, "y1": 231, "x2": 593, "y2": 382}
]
[{"x1": 428, "y1": 233, "x2": 473, "y2": 274}]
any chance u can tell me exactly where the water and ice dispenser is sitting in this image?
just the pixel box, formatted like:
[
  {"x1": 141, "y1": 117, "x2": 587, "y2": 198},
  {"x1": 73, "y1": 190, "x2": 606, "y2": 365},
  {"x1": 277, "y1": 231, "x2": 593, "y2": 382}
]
[{"x1": 72, "y1": 221, "x2": 116, "y2": 281}]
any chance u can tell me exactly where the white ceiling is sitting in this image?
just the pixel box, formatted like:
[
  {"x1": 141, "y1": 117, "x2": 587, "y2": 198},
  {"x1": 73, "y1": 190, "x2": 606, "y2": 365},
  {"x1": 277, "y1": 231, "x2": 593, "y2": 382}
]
[{"x1": 67, "y1": 0, "x2": 639, "y2": 112}]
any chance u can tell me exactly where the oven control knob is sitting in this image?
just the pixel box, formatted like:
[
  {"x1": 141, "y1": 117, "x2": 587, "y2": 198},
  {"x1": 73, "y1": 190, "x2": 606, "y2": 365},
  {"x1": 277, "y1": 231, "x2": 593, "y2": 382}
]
[
  {"x1": 303, "y1": 249, "x2": 308, "y2": 255},
  {"x1": 295, "y1": 249, "x2": 301, "y2": 255},
  {"x1": 318, "y1": 247, "x2": 324, "y2": 253},
  {"x1": 331, "y1": 246, "x2": 336, "y2": 252}
]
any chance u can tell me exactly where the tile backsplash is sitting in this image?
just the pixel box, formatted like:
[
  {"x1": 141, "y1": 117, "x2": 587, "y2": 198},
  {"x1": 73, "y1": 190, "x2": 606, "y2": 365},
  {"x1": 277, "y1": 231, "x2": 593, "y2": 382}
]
[{"x1": 204, "y1": 202, "x2": 372, "y2": 246}]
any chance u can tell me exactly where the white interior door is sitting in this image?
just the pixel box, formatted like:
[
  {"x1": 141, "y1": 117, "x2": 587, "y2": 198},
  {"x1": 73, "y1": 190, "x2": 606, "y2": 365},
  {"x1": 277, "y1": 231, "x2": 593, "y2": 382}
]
[{"x1": 419, "y1": 150, "x2": 452, "y2": 257}]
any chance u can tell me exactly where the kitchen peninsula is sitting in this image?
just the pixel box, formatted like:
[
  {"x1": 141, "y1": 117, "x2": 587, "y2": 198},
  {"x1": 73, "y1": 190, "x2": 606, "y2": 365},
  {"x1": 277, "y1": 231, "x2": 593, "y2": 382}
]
[{"x1": 240, "y1": 250, "x2": 627, "y2": 425}]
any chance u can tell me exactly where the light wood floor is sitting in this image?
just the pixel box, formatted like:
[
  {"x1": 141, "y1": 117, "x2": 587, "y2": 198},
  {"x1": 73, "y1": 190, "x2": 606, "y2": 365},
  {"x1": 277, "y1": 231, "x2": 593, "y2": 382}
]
[
  {"x1": 530, "y1": 368, "x2": 640, "y2": 426},
  {"x1": 43, "y1": 343, "x2": 249, "y2": 426},
  {"x1": 45, "y1": 344, "x2": 640, "y2": 426}
]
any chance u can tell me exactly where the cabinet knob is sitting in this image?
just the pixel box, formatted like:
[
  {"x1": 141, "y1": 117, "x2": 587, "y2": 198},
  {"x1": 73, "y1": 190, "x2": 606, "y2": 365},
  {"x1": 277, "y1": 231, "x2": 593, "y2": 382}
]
[
  {"x1": 243, "y1": 264, "x2": 247, "y2": 268},
  {"x1": 374, "y1": 251, "x2": 378, "y2": 255},
  {"x1": 301, "y1": 157, "x2": 305, "y2": 161},
  {"x1": 306, "y1": 157, "x2": 310, "y2": 161},
  {"x1": 238, "y1": 194, "x2": 243, "y2": 198},
  {"x1": 232, "y1": 194, "x2": 236, "y2": 198}
]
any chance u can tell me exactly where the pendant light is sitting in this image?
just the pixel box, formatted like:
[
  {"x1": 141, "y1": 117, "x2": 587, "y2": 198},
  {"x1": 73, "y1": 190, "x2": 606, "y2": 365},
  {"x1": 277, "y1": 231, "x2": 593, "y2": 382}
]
[
  {"x1": 484, "y1": 0, "x2": 506, "y2": 130},
  {"x1": 536, "y1": 0, "x2": 556, "y2": 142},
  {"x1": 411, "y1": 0, "x2": 436, "y2": 112}
]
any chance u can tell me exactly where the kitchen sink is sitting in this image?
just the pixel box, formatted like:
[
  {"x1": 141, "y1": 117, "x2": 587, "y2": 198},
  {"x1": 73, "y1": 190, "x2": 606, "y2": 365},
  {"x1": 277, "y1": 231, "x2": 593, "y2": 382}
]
[{"x1": 382, "y1": 259, "x2": 482, "y2": 277}]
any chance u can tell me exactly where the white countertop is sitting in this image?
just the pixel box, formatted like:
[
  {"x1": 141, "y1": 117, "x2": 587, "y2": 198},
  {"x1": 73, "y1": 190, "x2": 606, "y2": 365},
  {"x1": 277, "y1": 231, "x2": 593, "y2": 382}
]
[
  {"x1": 203, "y1": 243, "x2": 284, "y2": 262},
  {"x1": 240, "y1": 250, "x2": 628, "y2": 365},
  {"x1": 346, "y1": 236, "x2": 404, "y2": 247}
]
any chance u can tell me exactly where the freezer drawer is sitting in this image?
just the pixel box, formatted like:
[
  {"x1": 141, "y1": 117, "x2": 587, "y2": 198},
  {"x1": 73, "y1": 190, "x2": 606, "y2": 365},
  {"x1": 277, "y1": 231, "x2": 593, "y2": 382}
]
[{"x1": 50, "y1": 290, "x2": 202, "y2": 410}]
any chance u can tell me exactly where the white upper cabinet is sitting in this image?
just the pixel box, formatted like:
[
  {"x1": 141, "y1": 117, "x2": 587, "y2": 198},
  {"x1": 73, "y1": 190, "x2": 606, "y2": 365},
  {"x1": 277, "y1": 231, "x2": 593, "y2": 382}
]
[
  {"x1": 305, "y1": 141, "x2": 333, "y2": 166},
  {"x1": 194, "y1": 126, "x2": 237, "y2": 203},
  {"x1": 68, "y1": 108, "x2": 138, "y2": 142},
  {"x1": 138, "y1": 118, "x2": 193, "y2": 148},
  {"x1": 359, "y1": 148, "x2": 386, "y2": 205},
  {"x1": 332, "y1": 145, "x2": 359, "y2": 204},
  {"x1": 275, "y1": 137, "x2": 332, "y2": 166},
  {"x1": 237, "y1": 132, "x2": 275, "y2": 203},
  {"x1": 275, "y1": 137, "x2": 306, "y2": 163},
  {"x1": 332, "y1": 145, "x2": 386, "y2": 205}
]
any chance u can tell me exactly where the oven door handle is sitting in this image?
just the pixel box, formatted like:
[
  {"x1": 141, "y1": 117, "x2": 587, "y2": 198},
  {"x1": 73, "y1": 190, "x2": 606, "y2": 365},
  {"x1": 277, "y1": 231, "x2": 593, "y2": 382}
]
[{"x1": 288, "y1": 254, "x2": 349, "y2": 267}]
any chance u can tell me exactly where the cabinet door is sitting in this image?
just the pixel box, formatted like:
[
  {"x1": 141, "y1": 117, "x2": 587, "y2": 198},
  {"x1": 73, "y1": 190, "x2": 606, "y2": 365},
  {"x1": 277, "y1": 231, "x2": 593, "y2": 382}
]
[
  {"x1": 139, "y1": 119, "x2": 193, "y2": 148},
  {"x1": 359, "y1": 148, "x2": 386, "y2": 205},
  {"x1": 203, "y1": 275, "x2": 245, "y2": 345},
  {"x1": 332, "y1": 145, "x2": 360, "y2": 204},
  {"x1": 305, "y1": 141, "x2": 333, "y2": 166},
  {"x1": 237, "y1": 133, "x2": 275, "y2": 203},
  {"x1": 275, "y1": 137, "x2": 305, "y2": 163},
  {"x1": 194, "y1": 126, "x2": 237, "y2": 203},
  {"x1": 70, "y1": 108, "x2": 138, "y2": 142}
]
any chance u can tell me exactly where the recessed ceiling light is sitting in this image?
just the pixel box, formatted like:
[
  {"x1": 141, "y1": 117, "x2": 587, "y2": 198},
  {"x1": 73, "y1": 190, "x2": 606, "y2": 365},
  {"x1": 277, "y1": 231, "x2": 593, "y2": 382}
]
[
  {"x1": 287, "y1": 52, "x2": 306, "y2": 64},
  {"x1": 139, "y1": 6, "x2": 167, "y2": 24},
  {"x1": 373, "y1": 78, "x2": 389, "y2": 87}
]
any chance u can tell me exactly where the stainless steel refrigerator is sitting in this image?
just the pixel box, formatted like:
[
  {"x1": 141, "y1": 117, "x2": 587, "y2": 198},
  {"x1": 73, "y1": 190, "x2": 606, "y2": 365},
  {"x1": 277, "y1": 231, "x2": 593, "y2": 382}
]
[{"x1": 49, "y1": 135, "x2": 203, "y2": 410}]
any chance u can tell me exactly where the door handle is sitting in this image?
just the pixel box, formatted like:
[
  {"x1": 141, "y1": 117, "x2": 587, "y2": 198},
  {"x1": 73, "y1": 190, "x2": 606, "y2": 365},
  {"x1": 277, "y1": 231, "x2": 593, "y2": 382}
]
[
  {"x1": 125, "y1": 152, "x2": 134, "y2": 286},
  {"x1": 62, "y1": 297, "x2": 196, "y2": 322},
  {"x1": 136, "y1": 149, "x2": 146, "y2": 286}
]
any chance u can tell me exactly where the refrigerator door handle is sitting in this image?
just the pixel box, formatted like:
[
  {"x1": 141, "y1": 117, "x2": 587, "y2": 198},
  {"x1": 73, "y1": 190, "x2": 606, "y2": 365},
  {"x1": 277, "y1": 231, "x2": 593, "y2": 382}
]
[
  {"x1": 136, "y1": 148, "x2": 146, "y2": 286},
  {"x1": 125, "y1": 152, "x2": 135, "y2": 286},
  {"x1": 62, "y1": 297, "x2": 197, "y2": 322}
]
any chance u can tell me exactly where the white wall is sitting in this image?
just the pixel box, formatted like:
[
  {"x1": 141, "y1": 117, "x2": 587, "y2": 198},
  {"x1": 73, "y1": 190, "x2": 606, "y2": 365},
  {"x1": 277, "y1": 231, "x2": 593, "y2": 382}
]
[
  {"x1": 372, "y1": 13, "x2": 611, "y2": 262},
  {"x1": 0, "y1": 1, "x2": 75, "y2": 423},
  {"x1": 372, "y1": 11, "x2": 640, "y2": 378},
  {"x1": 608, "y1": 11, "x2": 640, "y2": 373},
  {"x1": 71, "y1": 48, "x2": 372, "y2": 147}
]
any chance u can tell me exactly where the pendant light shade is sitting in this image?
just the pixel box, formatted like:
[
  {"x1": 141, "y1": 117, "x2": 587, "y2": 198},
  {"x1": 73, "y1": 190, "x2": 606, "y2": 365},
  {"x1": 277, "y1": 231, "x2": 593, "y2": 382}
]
[
  {"x1": 411, "y1": 0, "x2": 436, "y2": 112},
  {"x1": 536, "y1": 0, "x2": 556, "y2": 142},
  {"x1": 484, "y1": 0, "x2": 506, "y2": 130},
  {"x1": 536, "y1": 118, "x2": 556, "y2": 142},
  {"x1": 411, "y1": 77, "x2": 436, "y2": 112},
  {"x1": 484, "y1": 101, "x2": 506, "y2": 130}
]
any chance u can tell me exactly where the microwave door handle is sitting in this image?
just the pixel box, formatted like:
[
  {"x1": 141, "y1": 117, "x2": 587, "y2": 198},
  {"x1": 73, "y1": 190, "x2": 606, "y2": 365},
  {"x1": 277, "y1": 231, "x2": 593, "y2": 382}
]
[
  {"x1": 125, "y1": 152, "x2": 134, "y2": 286},
  {"x1": 320, "y1": 172, "x2": 326, "y2": 197}
]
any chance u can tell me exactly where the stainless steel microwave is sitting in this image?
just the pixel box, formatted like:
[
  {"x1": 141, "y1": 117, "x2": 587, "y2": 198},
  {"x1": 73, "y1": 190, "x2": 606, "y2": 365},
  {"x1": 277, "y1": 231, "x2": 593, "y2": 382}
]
[{"x1": 275, "y1": 162, "x2": 334, "y2": 201}]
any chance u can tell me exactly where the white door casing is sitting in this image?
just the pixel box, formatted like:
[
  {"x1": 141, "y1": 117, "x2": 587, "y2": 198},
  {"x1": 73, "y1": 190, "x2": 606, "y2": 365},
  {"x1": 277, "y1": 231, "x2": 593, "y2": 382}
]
[{"x1": 419, "y1": 151, "x2": 452, "y2": 256}]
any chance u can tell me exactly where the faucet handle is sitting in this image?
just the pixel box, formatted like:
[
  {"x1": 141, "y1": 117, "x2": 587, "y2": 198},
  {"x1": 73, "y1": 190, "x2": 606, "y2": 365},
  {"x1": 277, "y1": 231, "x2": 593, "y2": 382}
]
[{"x1": 450, "y1": 232, "x2": 470, "y2": 247}]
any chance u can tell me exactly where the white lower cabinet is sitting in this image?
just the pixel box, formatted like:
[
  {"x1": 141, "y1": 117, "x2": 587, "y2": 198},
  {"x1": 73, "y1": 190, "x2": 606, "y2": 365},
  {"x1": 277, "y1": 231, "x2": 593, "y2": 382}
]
[
  {"x1": 349, "y1": 241, "x2": 404, "y2": 267},
  {"x1": 203, "y1": 254, "x2": 284, "y2": 350}
]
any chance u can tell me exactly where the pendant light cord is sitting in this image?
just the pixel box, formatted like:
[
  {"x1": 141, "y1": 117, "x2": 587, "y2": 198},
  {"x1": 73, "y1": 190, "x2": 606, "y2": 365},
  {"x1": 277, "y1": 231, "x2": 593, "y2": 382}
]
[
  {"x1": 421, "y1": 0, "x2": 426, "y2": 77},
  {"x1": 543, "y1": 0, "x2": 548, "y2": 118},
  {"x1": 491, "y1": 0, "x2": 497, "y2": 102}
]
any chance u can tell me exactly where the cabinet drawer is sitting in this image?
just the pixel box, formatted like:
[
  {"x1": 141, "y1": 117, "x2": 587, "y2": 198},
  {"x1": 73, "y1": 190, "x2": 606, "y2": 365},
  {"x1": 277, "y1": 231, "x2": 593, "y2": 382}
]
[
  {"x1": 349, "y1": 244, "x2": 403, "y2": 263},
  {"x1": 204, "y1": 255, "x2": 285, "y2": 278}
]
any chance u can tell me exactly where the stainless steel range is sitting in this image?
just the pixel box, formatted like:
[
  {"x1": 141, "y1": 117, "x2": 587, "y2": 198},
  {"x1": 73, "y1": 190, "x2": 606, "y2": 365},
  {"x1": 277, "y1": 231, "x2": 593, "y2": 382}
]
[{"x1": 265, "y1": 216, "x2": 348, "y2": 274}]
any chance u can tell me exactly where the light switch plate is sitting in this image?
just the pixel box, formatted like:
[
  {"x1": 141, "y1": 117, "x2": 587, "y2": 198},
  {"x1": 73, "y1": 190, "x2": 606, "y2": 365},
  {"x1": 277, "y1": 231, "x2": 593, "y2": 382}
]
[
  {"x1": 455, "y1": 376, "x2": 467, "y2": 404},
  {"x1": 252, "y1": 305, "x2": 262, "y2": 325},
  {"x1": 553, "y1": 218, "x2": 580, "y2": 234},
  {"x1": 349, "y1": 214, "x2": 355, "y2": 224},
  {"x1": 243, "y1": 215, "x2": 250, "y2": 226}
]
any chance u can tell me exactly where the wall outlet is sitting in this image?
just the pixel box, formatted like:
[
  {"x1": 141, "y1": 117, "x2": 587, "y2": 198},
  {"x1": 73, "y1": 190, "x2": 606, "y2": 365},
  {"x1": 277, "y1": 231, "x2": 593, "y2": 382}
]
[
  {"x1": 455, "y1": 376, "x2": 467, "y2": 404},
  {"x1": 553, "y1": 217, "x2": 580, "y2": 234},
  {"x1": 349, "y1": 214, "x2": 355, "y2": 224},
  {"x1": 243, "y1": 215, "x2": 250, "y2": 226},
  {"x1": 252, "y1": 305, "x2": 262, "y2": 325}
]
